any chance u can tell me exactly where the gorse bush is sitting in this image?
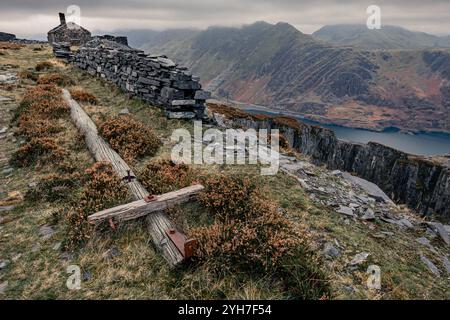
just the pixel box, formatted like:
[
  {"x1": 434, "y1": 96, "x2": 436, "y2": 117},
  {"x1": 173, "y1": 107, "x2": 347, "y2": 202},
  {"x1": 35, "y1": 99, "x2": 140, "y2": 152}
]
[
  {"x1": 99, "y1": 115, "x2": 160, "y2": 161},
  {"x1": 70, "y1": 88, "x2": 98, "y2": 105},
  {"x1": 66, "y1": 162, "x2": 130, "y2": 248},
  {"x1": 140, "y1": 159, "x2": 195, "y2": 194}
]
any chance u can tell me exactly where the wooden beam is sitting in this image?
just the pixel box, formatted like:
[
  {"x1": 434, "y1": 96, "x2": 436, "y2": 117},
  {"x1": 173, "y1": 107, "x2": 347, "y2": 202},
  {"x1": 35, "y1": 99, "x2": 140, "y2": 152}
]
[
  {"x1": 88, "y1": 185, "x2": 204, "y2": 224},
  {"x1": 61, "y1": 89, "x2": 187, "y2": 267}
]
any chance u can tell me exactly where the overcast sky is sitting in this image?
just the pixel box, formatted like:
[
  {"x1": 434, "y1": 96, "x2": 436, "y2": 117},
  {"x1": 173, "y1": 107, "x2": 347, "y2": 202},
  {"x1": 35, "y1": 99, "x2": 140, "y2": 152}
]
[{"x1": 1, "y1": 0, "x2": 449, "y2": 39}]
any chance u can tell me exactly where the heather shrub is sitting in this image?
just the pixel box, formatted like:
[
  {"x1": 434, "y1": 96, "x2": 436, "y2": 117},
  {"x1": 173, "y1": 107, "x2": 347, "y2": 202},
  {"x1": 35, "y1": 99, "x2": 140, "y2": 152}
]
[
  {"x1": 10, "y1": 137, "x2": 68, "y2": 167},
  {"x1": 13, "y1": 84, "x2": 67, "y2": 121},
  {"x1": 70, "y1": 88, "x2": 98, "y2": 105},
  {"x1": 190, "y1": 174, "x2": 331, "y2": 299},
  {"x1": 27, "y1": 172, "x2": 82, "y2": 202},
  {"x1": 16, "y1": 117, "x2": 64, "y2": 140},
  {"x1": 193, "y1": 184, "x2": 300, "y2": 270},
  {"x1": 66, "y1": 162, "x2": 130, "y2": 247},
  {"x1": 197, "y1": 174, "x2": 260, "y2": 221},
  {"x1": 18, "y1": 70, "x2": 39, "y2": 82},
  {"x1": 35, "y1": 61, "x2": 53, "y2": 71},
  {"x1": 0, "y1": 42, "x2": 22, "y2": 50},
  {"x1": 99, "y1": 115, "x2": 160, "y2": 161},
  {"x1": 140, "y1": 159, "x2": 194, "y2": 194},
  {"x1": 37, "y1": 72, "x2": 75, "y2": 86}
]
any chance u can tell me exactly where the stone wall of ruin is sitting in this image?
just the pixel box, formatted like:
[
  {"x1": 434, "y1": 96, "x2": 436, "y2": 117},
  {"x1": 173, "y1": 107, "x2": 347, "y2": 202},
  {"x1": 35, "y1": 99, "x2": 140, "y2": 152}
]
[{"x1": 72, "y1": 38, "x2": 209, "y2": 119}]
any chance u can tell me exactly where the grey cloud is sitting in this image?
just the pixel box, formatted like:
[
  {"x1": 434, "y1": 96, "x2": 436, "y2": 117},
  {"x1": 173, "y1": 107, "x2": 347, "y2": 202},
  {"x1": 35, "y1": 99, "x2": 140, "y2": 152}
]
[{"x1": 0, "y1": 0, "x2": 449, "y2": 38}]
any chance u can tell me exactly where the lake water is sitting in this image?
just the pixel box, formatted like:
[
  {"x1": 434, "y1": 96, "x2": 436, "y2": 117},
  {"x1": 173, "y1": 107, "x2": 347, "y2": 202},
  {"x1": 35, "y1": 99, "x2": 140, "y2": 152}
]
[{"x1": 242, "y1": 108, "x2": 450, "y2": 156}]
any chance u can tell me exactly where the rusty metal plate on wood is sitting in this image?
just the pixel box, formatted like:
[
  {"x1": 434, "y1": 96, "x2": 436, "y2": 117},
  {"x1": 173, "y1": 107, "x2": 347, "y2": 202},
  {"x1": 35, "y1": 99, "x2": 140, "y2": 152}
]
[{"x1": 165, "y1": 228, "x2": 197, "y2": 259}]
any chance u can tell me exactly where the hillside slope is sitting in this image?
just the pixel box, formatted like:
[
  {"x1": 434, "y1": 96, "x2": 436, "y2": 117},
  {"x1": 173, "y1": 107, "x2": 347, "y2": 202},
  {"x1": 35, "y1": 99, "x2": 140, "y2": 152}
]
[
  {"x1": 139, "y1": 22, "x2": 450, "y2": 133},
  {"x1": 312, "y1": 24, "x2": 450, "y2": 50}
]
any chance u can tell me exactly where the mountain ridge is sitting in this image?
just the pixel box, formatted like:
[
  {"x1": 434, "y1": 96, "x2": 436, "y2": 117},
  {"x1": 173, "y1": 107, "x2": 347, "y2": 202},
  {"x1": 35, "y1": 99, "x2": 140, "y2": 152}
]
[{"x1": 127, "y1": 21, "x2": 449, "y2": 133}]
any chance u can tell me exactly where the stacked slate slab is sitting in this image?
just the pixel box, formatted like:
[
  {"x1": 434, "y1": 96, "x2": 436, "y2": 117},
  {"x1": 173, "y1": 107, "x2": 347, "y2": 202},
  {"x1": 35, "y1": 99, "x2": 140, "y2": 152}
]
[
  {"x1": 72, "y1": 38, "x2": 210, "y2": 119},
  {"x1": 52, "y1": 42, "x2": 72, "y2": 60}
]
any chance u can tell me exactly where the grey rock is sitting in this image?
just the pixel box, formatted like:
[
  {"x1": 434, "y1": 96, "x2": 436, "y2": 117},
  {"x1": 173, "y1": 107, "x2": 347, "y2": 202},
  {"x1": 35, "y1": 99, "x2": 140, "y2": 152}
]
[
  {"x1": 39, "y1": 225, "x2": 55, "y2": 241},
  {"x1": 0, "y1": 259, "x2": 10, "y2": 269},
  {"x1": 0, "y1": 127, "x2": 7, "y2": 134},
  {"x1": 341, "y1": 172, "x2": 392, "y2": 203},
  {"x1": 428, "y1": 222, "x2": 450, "y2": 245},
  {"x1": 2, "y1": 167, "x2": 13, "y2": 175},
  {"x1": 52, "y1": 242, "x2": 62, "y2": 251},
  {"x1": 102, "y1": 247, "x2": 120, "y2": 260},
  {"x1": 361, "y1": 208, "x2": 375, "y2": 220},
  {"x1": 118, "y1": 108, "x2": 130, "y2": 115},
  {"x1": 0, "y1": 205, "x2": 15, "y2": 212},
  {"x1": 398, "y1": 218, "x2": 414, "y2": 229},
  {"x1": 442, "y1": 256, "x2": 450, "y2": 276},
  {"x1": 420, "y1": 254, "x2": 441, "y2": 277},
  {"x1": 0, "y1": 96, "x2": 13, "y2": 102},
  {"x1": 322, "y1": 242, "x2": 341, "y2": 259},
  {"x1": 331, "y1": 170, "x2": 342, "y2": 176},
  {"x1": 194, "y1": 90, "x2": 211, "y2": 100},
  {"x1": 166, "y1": 111, "x2": 196, "y2": 119},
  {"x1": 349, "y1": 252, "x2": 370, "y2": 266},
  {"x1": 0, "y1": 281, "x2": 8, "y2": 295},
  {"x1": 337, "y1": 206, "x2": 355, "y2": 217}
]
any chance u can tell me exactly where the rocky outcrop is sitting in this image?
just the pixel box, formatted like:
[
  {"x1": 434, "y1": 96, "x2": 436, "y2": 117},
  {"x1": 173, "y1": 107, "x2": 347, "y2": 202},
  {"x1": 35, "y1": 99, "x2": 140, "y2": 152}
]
[
  {"x1": 73, "y1": 38, "x2": 209, "y2": 119},
  {"x1": 208, "y1": 104, "x2": 450, "y2": 220},
  {"x1": 0, "y1": 32, "x2": 16, "y2": 42}
]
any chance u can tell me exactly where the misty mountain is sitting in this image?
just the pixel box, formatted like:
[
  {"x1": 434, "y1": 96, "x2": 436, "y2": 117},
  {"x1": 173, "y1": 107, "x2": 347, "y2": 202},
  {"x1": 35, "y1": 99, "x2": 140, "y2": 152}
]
[
  {"x1": 132, "y1": 21, "x2": 449, "y2": 133},
  {"x1": 312, "y1": 24, "x2": 450, "y2": 50}
]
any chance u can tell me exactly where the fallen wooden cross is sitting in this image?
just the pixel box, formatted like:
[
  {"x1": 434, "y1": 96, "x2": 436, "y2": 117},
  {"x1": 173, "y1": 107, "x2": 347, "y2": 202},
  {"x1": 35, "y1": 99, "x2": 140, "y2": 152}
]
[
  {"x1": 88, "y1": 185, "x2": 204, "y2": 224},
  {"x1": 62, "y1": 89, "x2": 201, "y2": 267}
]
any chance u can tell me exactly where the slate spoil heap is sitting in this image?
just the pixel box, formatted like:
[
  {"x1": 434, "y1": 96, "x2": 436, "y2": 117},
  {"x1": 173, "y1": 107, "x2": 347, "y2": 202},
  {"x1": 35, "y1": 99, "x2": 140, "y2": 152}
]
[{"x1": 73, "y1": 38, "x2": 210, "y2": 119}]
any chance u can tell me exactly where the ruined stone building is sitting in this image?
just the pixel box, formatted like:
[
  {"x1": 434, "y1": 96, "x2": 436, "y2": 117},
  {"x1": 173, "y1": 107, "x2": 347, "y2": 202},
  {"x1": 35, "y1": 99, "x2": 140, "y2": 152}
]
[{"x1": 47, "y1": 13, "x2": 91, "y2": 45}]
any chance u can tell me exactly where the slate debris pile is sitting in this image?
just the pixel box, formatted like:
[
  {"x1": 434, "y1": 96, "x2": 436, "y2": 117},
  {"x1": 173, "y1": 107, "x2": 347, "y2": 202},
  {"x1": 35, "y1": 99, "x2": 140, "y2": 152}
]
[
  {"x1": 52, "y1": 42, "x2": 72, "y2": 60},
  {"x1": 73, "y1": 38, "x2": 210, "y2": 119}
]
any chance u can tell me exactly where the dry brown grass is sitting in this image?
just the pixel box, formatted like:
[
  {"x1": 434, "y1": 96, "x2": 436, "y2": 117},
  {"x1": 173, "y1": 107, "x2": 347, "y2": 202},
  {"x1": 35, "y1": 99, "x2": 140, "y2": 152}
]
[{"x1": 0, "y1": 42, "x2": 23, "y2": 50}]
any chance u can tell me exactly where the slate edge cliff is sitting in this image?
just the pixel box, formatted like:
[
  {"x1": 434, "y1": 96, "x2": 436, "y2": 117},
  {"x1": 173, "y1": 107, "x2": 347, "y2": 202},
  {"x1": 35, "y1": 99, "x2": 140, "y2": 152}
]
[{"x1": 208, "y1": 104, "x2": 450, "y2": 220}]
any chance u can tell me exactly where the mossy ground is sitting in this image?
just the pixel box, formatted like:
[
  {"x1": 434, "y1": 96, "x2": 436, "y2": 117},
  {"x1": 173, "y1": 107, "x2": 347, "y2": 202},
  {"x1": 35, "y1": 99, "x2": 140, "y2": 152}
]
[{"x1": 0, "y1": 45, "x2": 449, "y2": 300}]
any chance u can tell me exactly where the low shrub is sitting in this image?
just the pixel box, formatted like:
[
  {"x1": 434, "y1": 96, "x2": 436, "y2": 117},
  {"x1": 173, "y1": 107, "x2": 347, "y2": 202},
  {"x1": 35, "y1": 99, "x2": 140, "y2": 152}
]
[
  {"x1": 140, "y1": 159, "x2": 194, "y2": 194},
  {"x1": 37, "y1": 72, "x2": 74, "y2": 86},
  {"x1": 13, "y1": 84, "x2": 66, "y2": 121},
  {"x1": 99, "y1": 115, "x2": 160, "y2": 161},
  {"x1": 65, "y1": 162, "x2": 130, "y2": 248},
  {"x1": 16, "y1": 117, "x2": 64, "y2": 140},
  {"x1": 190, "y1": 173, "x2": 331, "y2": 299},
  {"x1": 70, "y1": 88, "x2": 98, "y2": 105},
  {"x1": 197, "y1": 174, "x2": 260, "y2": 221},
  {"x1": 0, "y1": 42, "x2": 23, "y2": 50},
  {"x1": 35, "y1": 61, "x2": 53, "y2": 71},
  {"x1": 27, "y1": 172, "x2": 82, "y2": 202},
  {"x1": 10, "y1": 137, "x2": 68, "y2": 167},
  {"x1": 18, "y1": 70, "x2": 39, "y2": 82}
]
